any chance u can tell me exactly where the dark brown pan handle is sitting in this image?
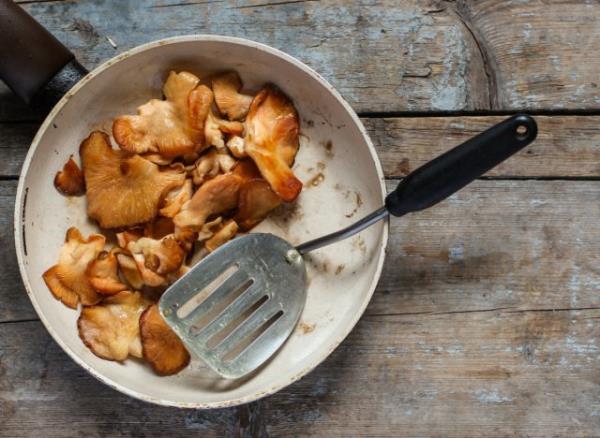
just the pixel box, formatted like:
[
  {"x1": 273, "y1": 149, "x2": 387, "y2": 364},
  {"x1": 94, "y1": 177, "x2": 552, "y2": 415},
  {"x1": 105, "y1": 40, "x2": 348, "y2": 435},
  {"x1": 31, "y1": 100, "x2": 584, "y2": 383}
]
[{"x1": 0, "y1": 0, "x2": 87, "y2": 106}]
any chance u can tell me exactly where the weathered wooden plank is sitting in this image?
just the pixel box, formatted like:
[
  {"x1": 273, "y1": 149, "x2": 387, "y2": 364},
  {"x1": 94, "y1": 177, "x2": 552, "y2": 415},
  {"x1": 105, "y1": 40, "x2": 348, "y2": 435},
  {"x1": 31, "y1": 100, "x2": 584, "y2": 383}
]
[
  {"x1": 0, "y1": 123, "x2": 32, "y2": 177},
  {"x1": 2, "y1": 180, "x2": 598, "y2": 323},
  {"x1": 2, "y1": 0, "x2": 599, "y2": 119},
  {"x1": 3, "y1": 115, "x2": 600, "y2": 178},
  {"x1": 370, "y1": 179, "x2": 600, "y2": 316},
  {"x1": 367, "y1": 115, "x2": 600, "y2": 178},
  {"x1": 447, "y1": 0, "x2": 600, "y2": 111},
  {"x1": 1, "y1": 310, "x2": 599, "y2": 436},
  {"x1": 0, "y1": 0, "x2": 485, "y2": 121},
  {"x1": 0, "y1": 182, "x2": 35, "y2": 323},
  {"x1": 0, "y1": 322, "x2": 239, "y2": 438}
]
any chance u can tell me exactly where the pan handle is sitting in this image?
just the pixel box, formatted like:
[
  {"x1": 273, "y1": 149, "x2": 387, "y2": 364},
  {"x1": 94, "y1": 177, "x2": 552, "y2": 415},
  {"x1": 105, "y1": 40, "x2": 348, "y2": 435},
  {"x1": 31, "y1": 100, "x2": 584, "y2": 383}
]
[
  {"x1": 0, "y1": 0, "x2": 88, "y2": 107},
  {"x1": 385, "y1": 114, "x2": 538, "y2": 217}
]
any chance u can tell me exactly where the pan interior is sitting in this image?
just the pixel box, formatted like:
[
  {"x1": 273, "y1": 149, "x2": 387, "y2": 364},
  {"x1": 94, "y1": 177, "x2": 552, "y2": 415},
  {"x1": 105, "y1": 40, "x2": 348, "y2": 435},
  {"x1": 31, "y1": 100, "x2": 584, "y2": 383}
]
[{"x1": 16, "y1": 37, "x2": 387, "y2": 407}]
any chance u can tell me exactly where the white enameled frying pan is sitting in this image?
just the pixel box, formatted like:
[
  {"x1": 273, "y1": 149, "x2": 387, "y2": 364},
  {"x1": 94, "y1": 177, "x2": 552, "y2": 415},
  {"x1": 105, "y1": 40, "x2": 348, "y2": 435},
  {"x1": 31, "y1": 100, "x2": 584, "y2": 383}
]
[{"x1": 2, "y1": 1, "x2": 387, "y2": 407}]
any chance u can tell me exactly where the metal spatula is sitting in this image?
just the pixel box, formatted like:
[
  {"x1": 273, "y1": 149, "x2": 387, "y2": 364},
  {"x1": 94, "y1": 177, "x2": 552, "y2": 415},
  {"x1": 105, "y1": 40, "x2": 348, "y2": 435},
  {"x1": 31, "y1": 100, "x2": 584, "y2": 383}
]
[{"x1": 159, "y1": 114, "x2": 538, "y2": 379}]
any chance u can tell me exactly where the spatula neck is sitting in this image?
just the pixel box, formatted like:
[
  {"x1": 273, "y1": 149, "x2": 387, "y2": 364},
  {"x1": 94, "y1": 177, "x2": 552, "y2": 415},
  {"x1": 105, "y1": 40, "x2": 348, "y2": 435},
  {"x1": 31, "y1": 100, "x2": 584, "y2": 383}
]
[{"x1": 295, "y1": 207, "x2": 389, "y2": 255}]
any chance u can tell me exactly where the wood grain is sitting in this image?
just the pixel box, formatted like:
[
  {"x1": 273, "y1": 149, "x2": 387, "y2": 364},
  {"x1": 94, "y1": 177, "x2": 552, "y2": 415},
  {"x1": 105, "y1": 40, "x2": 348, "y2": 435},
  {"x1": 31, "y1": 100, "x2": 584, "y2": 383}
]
[
  {"x1": 366, "y1": 115, "x2": 600, "y2": 178},
  {"x1": 3, "y1": 115, "x2": 600, "y2": 178},
  {"x1": 2, "y1": 310, "x2": 599, "y2": 436},
  {"x1": 0, "y1": 182, "x2": 32, "y2": 323},
  {"x1": 441, "y1": 0, "x2": 600, "y2": 111},
  {"x1": 2, "y1": 0, "x2": 598, "y2": 119}
]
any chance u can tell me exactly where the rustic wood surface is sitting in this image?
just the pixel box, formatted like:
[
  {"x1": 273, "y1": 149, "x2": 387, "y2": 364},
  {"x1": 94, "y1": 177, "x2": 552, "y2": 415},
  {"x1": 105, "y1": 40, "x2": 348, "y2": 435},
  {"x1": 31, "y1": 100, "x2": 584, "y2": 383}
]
[{"x1": 1, "y1": 0, "x2": 600, "y2": 437}]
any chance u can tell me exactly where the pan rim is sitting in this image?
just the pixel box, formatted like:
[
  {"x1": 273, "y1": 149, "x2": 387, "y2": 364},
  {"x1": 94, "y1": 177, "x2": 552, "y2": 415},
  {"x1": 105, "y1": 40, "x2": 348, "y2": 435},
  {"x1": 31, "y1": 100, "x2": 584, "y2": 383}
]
[{"x1": 13, "y1": 34, "x2": 389, "y2": 408}]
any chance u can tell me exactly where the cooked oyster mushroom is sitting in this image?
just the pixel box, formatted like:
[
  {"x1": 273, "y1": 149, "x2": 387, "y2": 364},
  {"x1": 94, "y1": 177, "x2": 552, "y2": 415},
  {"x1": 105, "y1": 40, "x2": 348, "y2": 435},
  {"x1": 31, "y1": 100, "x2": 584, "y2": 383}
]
[
  {"x1": 87, "y1": 249, "x2": 128, "y2": 296},
  {"x1": 160, "y1": 179, "x2": 193, "y2": 218},
  {"x1": 204, "y1": 111, "x2": 244, "y2": 151},
  {"x1": 212, "y1": 71, "x2": 254, "y2": 121},
  {"x1": 80, "y1": 131, "x2": 185, "y2": 228},
  {"x1": 42, "y1": 227, "x2": 105, "y2": 309},
  {"x1": 78, "y1": 290, "x2": 151, "y2": 361},
  {"x1": 140, "y1": 304, "x2": 190, "y2": 375},
  {"x1": 173, "y1": 173, "x2": 243, "y2": 230},
  {"x1": 245, "y1": 84, "x2": 302, "y2": 202},
  {"x1": 205, "y1": 219, "x2": 239, "y2": 252},
  {"x1": 127, "y1": 235, "x2": 187, "y2": 287},
  {"x1": 54, "y1": 156, "x2": 85, "y2": 196},
  {"x1": 113, "y1": 71, "x2": 212, "y2": 157}
]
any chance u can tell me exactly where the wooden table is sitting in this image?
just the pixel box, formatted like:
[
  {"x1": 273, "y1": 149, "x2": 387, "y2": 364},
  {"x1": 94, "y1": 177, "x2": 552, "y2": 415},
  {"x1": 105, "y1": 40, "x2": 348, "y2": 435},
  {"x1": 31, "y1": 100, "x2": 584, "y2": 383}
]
[{"x1": 1, "y1": 0, "x2": 599, "y2": 436}]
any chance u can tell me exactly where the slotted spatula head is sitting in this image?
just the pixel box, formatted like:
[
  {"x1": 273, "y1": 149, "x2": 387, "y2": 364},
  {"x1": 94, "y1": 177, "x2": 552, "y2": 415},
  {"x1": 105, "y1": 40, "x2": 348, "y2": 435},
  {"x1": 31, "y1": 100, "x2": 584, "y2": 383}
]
[{"x1": 159, "y1": 233, "x2": 307, "y2": 379}]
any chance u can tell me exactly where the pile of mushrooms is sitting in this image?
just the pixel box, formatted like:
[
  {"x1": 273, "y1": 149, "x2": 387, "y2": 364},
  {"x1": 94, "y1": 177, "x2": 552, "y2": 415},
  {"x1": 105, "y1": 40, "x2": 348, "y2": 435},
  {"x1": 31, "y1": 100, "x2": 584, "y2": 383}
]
[{"x1": 45, "y1": 71, "x2": 303, "y2": 375}]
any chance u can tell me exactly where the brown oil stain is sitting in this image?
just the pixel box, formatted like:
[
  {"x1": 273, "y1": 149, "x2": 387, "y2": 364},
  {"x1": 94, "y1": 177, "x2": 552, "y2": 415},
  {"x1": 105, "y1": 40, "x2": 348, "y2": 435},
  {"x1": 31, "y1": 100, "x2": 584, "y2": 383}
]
[
  {"x1": 335, "y1": 264, "x2": 345, "y2": 275},
  {"x1": 307, "y1": 172, "x2": 325, "y2": 187},
  {"x1": 345, "y1": 192, "x2": 364, "y2": 218},
  {"x1": 299, "y1": 322, "x2": 316, "y2": 334},
  {"x1": 323, "y1": 140, "x2": 334, "y2": 158},
  {"x1": 353, "y1": 235, "x2": 367, "y2": 254}
]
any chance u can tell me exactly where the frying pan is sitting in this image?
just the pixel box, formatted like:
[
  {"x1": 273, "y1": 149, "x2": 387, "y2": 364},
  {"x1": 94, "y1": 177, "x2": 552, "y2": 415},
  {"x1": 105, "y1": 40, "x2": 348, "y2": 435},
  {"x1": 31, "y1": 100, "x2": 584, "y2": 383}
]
[{"x1": 2, "y1": 1, "x2": 387, "y2": 407}]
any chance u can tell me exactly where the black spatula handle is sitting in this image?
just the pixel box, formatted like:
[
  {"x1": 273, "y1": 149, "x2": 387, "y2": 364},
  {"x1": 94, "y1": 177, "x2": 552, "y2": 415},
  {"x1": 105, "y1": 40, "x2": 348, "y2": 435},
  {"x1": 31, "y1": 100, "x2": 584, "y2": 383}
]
[{"x1": 385, "y1": 114, "x2": 537, "y2": 217}]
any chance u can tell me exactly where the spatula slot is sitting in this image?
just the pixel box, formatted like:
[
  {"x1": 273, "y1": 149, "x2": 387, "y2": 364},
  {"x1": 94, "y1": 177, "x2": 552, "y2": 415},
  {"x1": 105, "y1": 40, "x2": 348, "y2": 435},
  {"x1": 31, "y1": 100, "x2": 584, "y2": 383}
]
[
  {"x1": 206, "y1": 295, "x2": 269, "y2": 349},
  {"x1": 222, "y1": 310, "x2": 285, "y2": 364},
  {"x1": 189, "y1": 277, "x2": 254, "y2": 334},
  {"x1": 176, "y1": 264, "x2": 239, "y2": 319}
]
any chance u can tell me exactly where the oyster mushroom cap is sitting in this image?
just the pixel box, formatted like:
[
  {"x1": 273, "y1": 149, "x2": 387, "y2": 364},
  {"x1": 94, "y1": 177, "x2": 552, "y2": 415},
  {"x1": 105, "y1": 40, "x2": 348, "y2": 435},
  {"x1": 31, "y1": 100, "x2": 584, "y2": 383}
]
[
  {"x1": 87, "y1": 249, "x2": 128, "y2": 295},
  {"x1": 113, "y1": 71, "x2": 206, "y2": 157},
  {"x1": 245, "y1": 84, "x2": 302, "y2": 202},
  {"x1": 80, "y1": 131, "x2": 185, "y2": 228},
  {"x1": 54, "y1": 156, "x2": 85, "y2": 196},
  {"x1": 235, "y1": 179, "x2": 282, "y2": 230},
  {"x1": 115, "y1": 252, "x2": 145, "y2": 290},
  {"x1": 173, "y1": 173, "x2": 243, "y2": 230},
  {"x1": 160, "y1": 179, "x2": 193, "y2": 218},
  {"x1": 205, "y1": 219, "x2": 239, "y2": 252},
  {"x1": 140, "y1": 304, "x2": 190, "y2": 376},
  {"x1": 78, "y1": 290, "x2": 151, "y2": 361},
  {"x1": 212, "y1": 71, "x2": 254, "y2": 121},
  {"x1": 204, "y1": 110, "x2": 244, "y2": 151},
  {"x1": 42, "y1": 227, "x2": 105, "y2": 308},
  {"x1": 127, "y1": 235, "x2": 187, "y2": 287}
]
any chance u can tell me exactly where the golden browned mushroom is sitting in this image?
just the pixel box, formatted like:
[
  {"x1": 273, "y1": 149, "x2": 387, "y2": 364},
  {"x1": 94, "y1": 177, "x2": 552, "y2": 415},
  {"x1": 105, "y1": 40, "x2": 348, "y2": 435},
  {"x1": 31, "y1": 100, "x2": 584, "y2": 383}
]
[
  {"x1": 160, "y1": 179, "x2": 193, "y2": 218},
  {"x1": 80, "y1": 131, "x2": 185, "y2": 228},
  {"x1": 245, "y1": 85, "x2": 302, "y2": 202},
  {"x1": 54, "y1": 156, "x2": 85, "y2": 196},
  {"x1": 87, "y1": 249, "x2": 128, "y2": 296},
  {"x1": 115, "y1": 252, "x2": 145, "y2": 290},
  {"x1": 212, "y1": 72, "x2": 254, "y2": 121},
  {"x1": 235, "y1": 179, "x2": 282, "y2": 230},
  {"x1": 145, "y1": 217, "x2": 176, "y2": 240},
  {"x1": 173, "y1": 173, "x2": 243, "y2": 230},
  {"x1": 226, "y1": 135, "x2": 247, "y2": 158},
  {"x1": 140, "y1": 304, "x2": 190, "y2": 375},
  {"x1": 205, "y1": 219, "x2": 239, "y2": 252},
  {"x1": 127, "y1": 235, "x2": 187, "y2": 287},
  {"x1": 113, "y1": 71, "x2": 212, "y2": 157},
  {"x1": 204, "y1": 111, "x2": 244, "y2": 151},
  {"x1": 196, "y1": 217, "x2": 223, "y2": 241},
  {"x1": 116, "y1": 229, "x2": 143, "y2": 249},
  {"x1": 78, "y1": 290, "x2": 151, "y2": 361},
  {"x1": 42, "y1": 227, "x2": 105, "y2": 309}
]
